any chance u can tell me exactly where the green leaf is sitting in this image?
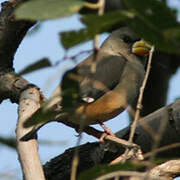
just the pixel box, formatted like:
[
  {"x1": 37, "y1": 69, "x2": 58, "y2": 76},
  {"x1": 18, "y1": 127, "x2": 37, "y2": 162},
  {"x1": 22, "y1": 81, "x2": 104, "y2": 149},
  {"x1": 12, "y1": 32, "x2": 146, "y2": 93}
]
[
  {"x1": 61, "y1": 10, "x2": 133, "y2": 49},
  {"x1": 18, "y1": 58, "x2": 51, "y2": 75},
  {"x1": 81, "y1": 10, "x2": 134, "y2": 30},
  {"x1": 79, "y1": 162, "x2": 144, "y2": 180},
  {"x1": 15, "y1": 0, "x2": 84, "y2": 20},
  {"x1": 0, "y1": 136, "x2": 16, "y2": 149},
  {"x1": 61, "y1": 69, "x2": 81, "y2": 112},
  {"x1": 163, "y1": 27, "x2": 180, "y2": 48},
  {"x1": 124, "y1": 0, "x2": 180, "y2": 53},
  {"x1": 23, "y1": 105, "x2": 60, "y2": 128},
  {"x1": 124, "y1": 0, "x2": 178, "y2": 30},
  {"x1": 23, "y1": 69, "x2": 81, "y2": 128}
]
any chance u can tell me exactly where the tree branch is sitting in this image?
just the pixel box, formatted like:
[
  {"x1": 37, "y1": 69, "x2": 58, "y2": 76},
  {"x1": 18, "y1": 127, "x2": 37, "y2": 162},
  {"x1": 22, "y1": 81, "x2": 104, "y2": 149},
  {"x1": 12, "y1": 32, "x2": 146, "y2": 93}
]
[
  {"x1": 0, "y1": 1, "x2": 45, "y2": 179},
  {"x1": 0, "y1": 72, "x2": 31, "y2": 103},
  {"x1": 0, "y1": 1, "x2": 35, "y2": 73},
  {"x1": 16, "y1": 86, "x2": 45, "y2": 180},
  {"x1": 0, "y1": 0, "x2": 35, "y2": 103},
  {"x1": 43, "y1": 99, "x2": 180, "y2": 180},
  {"x1": 149, "y1": 160, "x2": 180, "y2": 180}
]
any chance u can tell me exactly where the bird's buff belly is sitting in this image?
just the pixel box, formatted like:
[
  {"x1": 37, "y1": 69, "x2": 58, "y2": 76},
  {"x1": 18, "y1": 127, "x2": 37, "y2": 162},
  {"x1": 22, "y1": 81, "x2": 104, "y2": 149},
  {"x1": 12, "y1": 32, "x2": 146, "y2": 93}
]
[{"x1": 71, "y1": 91, "x2": 128, "y2": 125}]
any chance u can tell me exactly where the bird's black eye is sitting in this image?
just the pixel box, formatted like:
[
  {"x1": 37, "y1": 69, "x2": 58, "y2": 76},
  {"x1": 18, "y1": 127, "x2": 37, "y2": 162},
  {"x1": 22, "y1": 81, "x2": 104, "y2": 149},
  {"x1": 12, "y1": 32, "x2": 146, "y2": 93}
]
[{"x1": 122, "y1": 35, "x2": 133, "y2": 43}]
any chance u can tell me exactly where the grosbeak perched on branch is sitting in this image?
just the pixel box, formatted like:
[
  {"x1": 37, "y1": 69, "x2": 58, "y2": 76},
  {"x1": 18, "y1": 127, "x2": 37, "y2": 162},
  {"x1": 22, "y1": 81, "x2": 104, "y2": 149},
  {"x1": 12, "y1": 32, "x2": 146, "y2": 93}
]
[{"x1": 22, "y1": 27, "x2": 151, "y2": 140}]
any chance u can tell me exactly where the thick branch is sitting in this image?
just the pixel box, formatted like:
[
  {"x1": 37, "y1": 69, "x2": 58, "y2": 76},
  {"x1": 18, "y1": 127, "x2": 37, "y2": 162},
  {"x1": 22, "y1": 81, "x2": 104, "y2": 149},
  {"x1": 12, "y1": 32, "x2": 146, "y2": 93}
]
[
  {"x1": 0, "y1": 1, "x2": 35, "y2": 73},
  {"x1": 0, "y1": 72, "x2": 31, "y2": 103},
  {"x1": 0, "y1": 1, "x2": 45, "y2": 179},
  {"x1": 0, "y1": 0, "x2": 35, "y2": 103},
  {"x1": 16, "y1": 87, "x2": 45, "y2": 180},
  {"x1": 149, "y1": 160, "x2": 180, "y2": 180}
]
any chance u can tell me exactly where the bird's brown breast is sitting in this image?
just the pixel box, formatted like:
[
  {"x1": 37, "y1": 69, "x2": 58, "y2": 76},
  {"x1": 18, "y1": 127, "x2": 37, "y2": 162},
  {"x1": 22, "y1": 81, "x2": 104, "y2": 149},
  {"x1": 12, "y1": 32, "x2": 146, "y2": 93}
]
[{"x1": 74, "y1": 90, "x2": 127, "y2": 125}]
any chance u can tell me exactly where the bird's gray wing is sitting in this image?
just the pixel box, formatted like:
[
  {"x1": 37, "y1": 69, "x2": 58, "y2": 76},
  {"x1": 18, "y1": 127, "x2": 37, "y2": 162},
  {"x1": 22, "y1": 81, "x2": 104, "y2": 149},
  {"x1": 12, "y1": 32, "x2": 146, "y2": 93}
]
[{"x1": 78, "y1": 55, "x2": 127, "y2": 101}]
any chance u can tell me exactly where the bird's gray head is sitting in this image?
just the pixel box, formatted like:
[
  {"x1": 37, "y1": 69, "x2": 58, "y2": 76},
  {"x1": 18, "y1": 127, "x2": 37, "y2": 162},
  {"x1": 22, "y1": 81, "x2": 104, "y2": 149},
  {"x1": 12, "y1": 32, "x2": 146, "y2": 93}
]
[
  {"x1": 110, "y1": 27, "x2": 139, "y2": 44},
  {"x1": 101, "y1": 27, "x2": 151, "y2": 61},
  {"x1": 101, "y1": 27, "x2": 139, "y2": 52}
]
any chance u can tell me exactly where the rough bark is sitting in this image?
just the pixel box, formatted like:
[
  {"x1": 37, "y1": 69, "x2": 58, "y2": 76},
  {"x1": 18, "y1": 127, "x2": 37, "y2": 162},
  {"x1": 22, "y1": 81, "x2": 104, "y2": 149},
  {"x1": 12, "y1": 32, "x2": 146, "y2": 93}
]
[
  {"x1": 0, "y1": 1, "x2": 45, "y2": 179},
  {"x1": 0, "y1": 1, "x2": 35, "y2": 103},
  {"x1": 17, "y1": 87, "x2": 45, "y2": 180},
  {"x1": 149, "y1": 160, "x2": 180, "y2": 180}
]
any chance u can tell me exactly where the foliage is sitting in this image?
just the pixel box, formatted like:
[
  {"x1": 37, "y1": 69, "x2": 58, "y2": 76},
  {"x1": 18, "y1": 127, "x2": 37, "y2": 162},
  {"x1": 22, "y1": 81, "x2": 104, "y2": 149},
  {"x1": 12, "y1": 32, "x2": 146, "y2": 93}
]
[
  {"x1": 15, "y1": 0, "x2": 84, "y2": 20},
  {"x1": 18, "y1": 58, "x2": 51, "y2": 75},
  {"x1": 79, "y1": 162, "x2": 144, "y2": 180},
  {"x1": 61, "y1": 10, "x2": 132, "y2": 49},
  {"x1": 15, "y1": 0, "x2": 180, "y2": 53}
]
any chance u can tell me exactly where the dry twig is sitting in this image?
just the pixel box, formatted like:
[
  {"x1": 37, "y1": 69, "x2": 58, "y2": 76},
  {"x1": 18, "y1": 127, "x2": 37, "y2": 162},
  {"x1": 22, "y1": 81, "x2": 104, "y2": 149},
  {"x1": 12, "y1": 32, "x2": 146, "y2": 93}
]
[
  {"x1": 94, "y1": 170, "x2": 167, "y2": 180},
  {"x1": 129, "y1": 46, "x2": 155, "y2": 143},
  {"x1": 110, "y1": 46, "x2": 155, "y2": 165},
  {"x1": 70, "y1": 1, "x2": 105, "y2": 179}
]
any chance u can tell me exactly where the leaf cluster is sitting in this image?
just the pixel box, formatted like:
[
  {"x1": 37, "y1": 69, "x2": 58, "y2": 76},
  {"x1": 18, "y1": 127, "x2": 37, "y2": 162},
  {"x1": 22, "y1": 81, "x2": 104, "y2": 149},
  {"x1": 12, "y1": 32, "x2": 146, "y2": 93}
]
[{"x1": 15, "y1": 0, "x2": 180, "y2": 53}]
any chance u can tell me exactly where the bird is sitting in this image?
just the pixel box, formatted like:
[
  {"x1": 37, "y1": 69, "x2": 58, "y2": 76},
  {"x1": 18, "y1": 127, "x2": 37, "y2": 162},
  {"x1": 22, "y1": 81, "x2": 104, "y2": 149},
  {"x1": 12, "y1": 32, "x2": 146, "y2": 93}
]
[
  {"x1": 60, "y1": 27, "x2": 151, "y2": 125},
  {"x1": 22, "y1": 27, "x2": 152, "y2": 141}
]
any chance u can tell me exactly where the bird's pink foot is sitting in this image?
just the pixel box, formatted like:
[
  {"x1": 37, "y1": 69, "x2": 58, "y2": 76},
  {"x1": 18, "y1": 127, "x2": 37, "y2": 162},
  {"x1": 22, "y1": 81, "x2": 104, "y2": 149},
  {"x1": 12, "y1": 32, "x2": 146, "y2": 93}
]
[{"x1": 99, "y1": 122, "x2": 116, "y2": 143}]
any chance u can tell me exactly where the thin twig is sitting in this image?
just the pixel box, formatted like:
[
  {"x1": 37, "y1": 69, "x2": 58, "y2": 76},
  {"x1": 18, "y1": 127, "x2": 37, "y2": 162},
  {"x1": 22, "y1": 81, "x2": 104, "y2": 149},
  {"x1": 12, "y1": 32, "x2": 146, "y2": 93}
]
[
  {"x1": 94, "y1": 170, "x2": 167, "y2": 180},
  {"x1": 54, "y1": 49, "x2": 92, "y2": 66},
  {"x1": 60, "y1": 119, "x2": 144, "y2": 151},
  {"x1": 95, "y1": 171, "x2": 146, "y2": 180},
  {"x1": 105, "y1": 135, "x2": 138, "y2": 149},
  {"x1": 111, "y1": 46, "x2": 155, "y2": 165},
  {"x1": 70, "y1": 133, "x2": 82, "y2": 180},
  {"x1": 70, "y1": 1, "x2": 105, "y2": 179},
  {"x1": 91, "y1": 0, "x2": 105, "y2": 73},
  {"x1": 128, "y1": 107, "x2": 155, "y2": 138},
  {"x1": 129, "y1": 46, "x2": 155, "y2": 143},
  {"x1": 144, "y1": 142, "x2": 180, "y2": 159}
]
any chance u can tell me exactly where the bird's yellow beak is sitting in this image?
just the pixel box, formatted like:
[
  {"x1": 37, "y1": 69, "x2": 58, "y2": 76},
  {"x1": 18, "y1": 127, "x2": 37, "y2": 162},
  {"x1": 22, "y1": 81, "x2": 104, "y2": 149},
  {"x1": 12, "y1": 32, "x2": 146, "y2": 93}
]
[{"x1": 132, "y1": 40, "x2": 152, "y2": 56}]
